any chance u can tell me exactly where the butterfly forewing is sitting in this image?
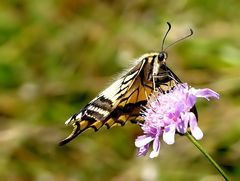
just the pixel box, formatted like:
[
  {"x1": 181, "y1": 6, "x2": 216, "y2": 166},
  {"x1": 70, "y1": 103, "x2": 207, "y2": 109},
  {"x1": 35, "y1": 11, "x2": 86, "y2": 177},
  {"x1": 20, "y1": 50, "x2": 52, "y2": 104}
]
[{"x1": 59, "y1": 53, "x2": 182, "y2": 145}]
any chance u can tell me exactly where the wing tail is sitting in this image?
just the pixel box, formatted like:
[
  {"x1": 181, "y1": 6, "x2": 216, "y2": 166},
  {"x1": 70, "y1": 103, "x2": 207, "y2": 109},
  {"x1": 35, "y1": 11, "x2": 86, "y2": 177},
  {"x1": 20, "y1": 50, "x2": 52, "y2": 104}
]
[{"x1": 59, "y1": 121, "x2": 81, "y2": 146}]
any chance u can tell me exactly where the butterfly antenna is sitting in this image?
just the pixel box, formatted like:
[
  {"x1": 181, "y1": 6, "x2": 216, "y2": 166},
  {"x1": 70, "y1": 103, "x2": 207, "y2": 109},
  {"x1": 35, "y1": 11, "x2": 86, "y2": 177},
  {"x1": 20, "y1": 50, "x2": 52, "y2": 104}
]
[
  {"x1": 164, "y1": 28, "x2": 193, "y2": 51},
  {"x1": 161, "y1": 22, "x2": 172, "y2": 51}
]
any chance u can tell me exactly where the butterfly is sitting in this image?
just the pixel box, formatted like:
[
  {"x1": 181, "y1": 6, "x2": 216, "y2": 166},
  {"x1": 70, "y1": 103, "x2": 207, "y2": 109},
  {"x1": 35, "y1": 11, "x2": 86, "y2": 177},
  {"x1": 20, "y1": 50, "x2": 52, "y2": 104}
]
[{"x1": 59, "y1": 22, "x2": 197, "y2": 146}]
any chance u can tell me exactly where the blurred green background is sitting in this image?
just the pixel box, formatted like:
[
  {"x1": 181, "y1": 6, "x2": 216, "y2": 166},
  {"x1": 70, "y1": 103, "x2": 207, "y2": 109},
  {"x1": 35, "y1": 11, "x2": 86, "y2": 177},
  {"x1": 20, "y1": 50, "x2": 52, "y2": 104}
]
[{"x1": 0, "y1": 0, "x2": 239, "y2": 180}]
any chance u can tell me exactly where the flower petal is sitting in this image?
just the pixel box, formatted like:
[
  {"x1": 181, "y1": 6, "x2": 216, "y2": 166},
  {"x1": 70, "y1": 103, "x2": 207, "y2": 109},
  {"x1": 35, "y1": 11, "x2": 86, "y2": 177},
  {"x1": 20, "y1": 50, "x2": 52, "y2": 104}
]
[
  {"x1": 186, "y1": 94, "x2": 196, "y2": 108},
  {"x1": 135, "y1": 135, "x2": 154, "y2": 147},
  {"x1": 177, "y1": 114, "x2": 188, "y2": 134},
  {"x1": 191, "y1": 88, "x2": 220, "y2": 100},
  {"x1": 163, "y1": 124, "x2": 176, "y2": 145},
  {"x1": 192, "y1": 126, "x2": 203, "y2": 140},
  {"x1": 189, "y1": 112, "x2": 203, "y2": 140},
  {"x1": 149, "y1": 137, "x2": 160, "y2": 158},
  {"x1": 137, "y1": 144, "x2": 149, "y2": 156}
]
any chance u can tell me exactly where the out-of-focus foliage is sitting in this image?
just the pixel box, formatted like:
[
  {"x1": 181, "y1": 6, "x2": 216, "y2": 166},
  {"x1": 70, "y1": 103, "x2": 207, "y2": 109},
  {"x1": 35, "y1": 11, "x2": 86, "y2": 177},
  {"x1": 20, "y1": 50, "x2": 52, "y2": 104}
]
[{"x1": 0, "y1": 0, "x2": 239, "y2": 180}]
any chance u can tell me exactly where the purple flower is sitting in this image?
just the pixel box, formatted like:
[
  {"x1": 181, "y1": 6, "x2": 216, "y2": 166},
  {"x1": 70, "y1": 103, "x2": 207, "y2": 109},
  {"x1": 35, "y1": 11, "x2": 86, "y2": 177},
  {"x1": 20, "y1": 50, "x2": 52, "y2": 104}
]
[{"x1": 135, "y1": 83, "x2": 219, "y2": 158}]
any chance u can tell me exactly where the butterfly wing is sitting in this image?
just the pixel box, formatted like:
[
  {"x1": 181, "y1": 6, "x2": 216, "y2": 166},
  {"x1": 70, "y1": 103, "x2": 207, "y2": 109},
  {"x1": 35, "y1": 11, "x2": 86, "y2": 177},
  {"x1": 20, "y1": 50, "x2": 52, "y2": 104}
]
[{"x1": 59, "y1": 56, "x2": 153, "y2": 145}]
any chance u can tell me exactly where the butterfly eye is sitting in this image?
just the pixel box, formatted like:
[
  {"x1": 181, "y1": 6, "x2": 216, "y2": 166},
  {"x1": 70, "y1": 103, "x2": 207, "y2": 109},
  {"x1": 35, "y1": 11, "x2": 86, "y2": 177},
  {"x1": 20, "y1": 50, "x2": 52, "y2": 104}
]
[{"x1": 158, "y1": 52, "x2": 167, "y2": 62}]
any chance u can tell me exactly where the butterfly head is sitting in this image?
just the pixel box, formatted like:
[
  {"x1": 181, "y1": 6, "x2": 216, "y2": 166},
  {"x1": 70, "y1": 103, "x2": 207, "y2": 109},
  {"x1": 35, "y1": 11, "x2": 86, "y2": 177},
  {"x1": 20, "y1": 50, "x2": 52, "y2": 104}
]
[{"x1": 158, "y1": 51, "x2": 168, "y2": 64}]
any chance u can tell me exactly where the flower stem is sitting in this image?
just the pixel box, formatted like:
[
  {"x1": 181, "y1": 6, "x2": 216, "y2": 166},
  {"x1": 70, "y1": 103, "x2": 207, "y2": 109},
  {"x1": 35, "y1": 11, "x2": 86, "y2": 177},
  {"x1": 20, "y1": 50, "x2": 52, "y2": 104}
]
[{"x1": 185, "y1": 131, "x2": 230, "y2": 181}]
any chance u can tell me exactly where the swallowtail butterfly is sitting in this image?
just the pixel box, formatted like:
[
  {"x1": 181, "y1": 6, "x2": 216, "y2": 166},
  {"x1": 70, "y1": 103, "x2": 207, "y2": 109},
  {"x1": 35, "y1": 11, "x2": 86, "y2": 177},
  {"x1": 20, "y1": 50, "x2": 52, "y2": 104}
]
[{"x1": 59, "y1": 22, "x2": 197, "y2": 145}]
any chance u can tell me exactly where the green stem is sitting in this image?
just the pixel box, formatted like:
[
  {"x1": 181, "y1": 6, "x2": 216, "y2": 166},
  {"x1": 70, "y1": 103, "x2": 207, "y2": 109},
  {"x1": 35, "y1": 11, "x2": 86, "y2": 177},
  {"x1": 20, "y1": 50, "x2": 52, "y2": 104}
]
[{"x1": 185, "y1": 131, "x2": 230, "y2": 181}]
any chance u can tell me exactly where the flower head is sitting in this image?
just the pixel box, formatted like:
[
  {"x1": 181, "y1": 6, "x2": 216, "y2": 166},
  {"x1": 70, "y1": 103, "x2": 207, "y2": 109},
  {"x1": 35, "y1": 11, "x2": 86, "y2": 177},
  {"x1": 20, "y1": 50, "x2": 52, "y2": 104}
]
[{"x1": 135, "y1": 83, "x2": 219, "y2": 158}]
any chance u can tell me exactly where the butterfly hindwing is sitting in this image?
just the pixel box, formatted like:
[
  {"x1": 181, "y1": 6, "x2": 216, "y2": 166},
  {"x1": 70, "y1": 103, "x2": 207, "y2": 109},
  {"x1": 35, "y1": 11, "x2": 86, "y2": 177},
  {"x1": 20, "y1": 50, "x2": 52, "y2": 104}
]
[{"x1": 59, "y1": 56, "x2": 152, "y2": 145}]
